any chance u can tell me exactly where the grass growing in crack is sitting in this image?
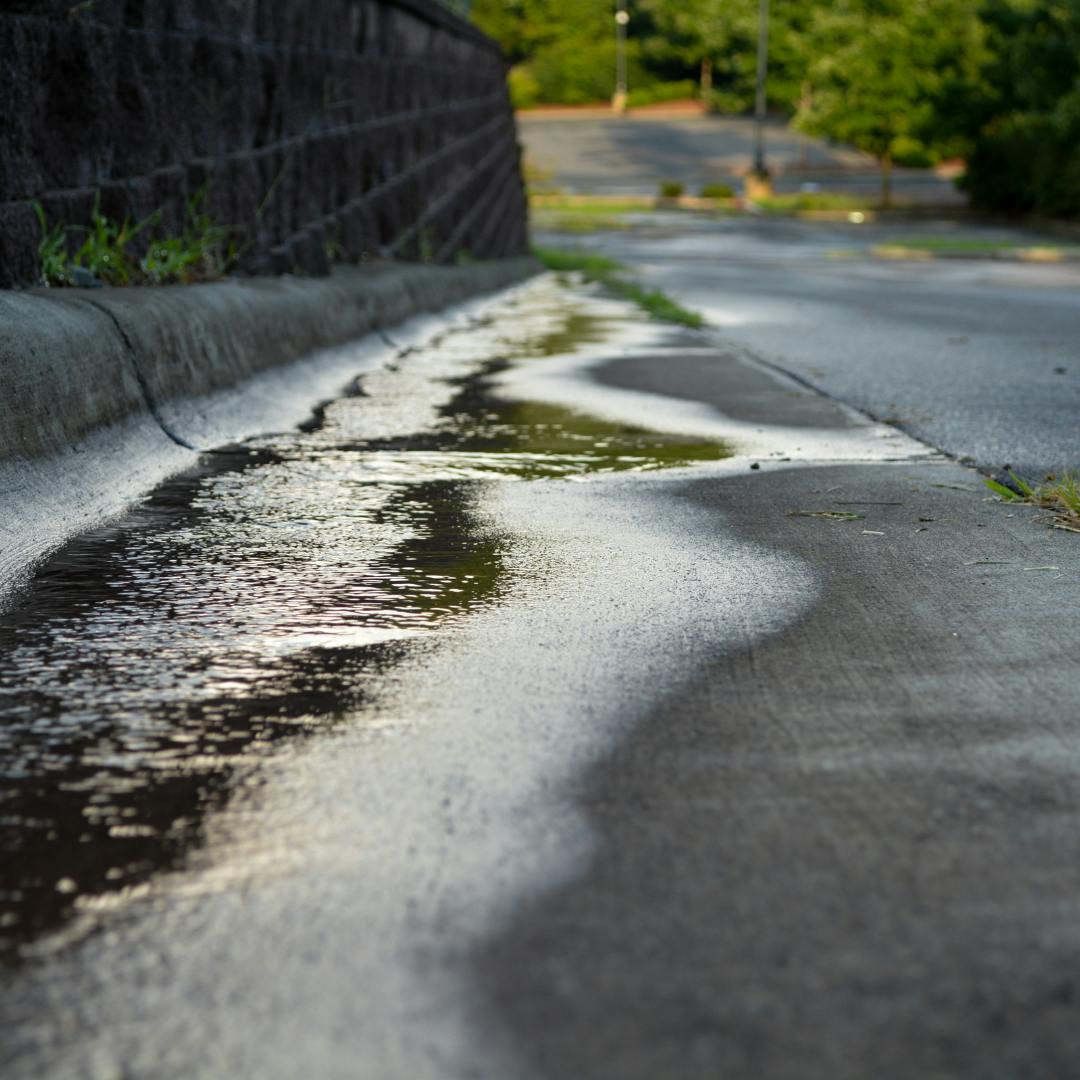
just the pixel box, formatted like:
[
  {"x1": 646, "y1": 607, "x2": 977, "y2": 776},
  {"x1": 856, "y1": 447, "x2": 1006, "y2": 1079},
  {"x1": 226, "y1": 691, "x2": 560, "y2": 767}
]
[
  {"x1": 533, "y1": 246, "x2": 704, "y2": 328},
  {"x1": 533, "y1": 247, "x2": 623, "y2": 275},
  {"x1": 984, "y1": 470, "x2": 1080, "y2": 533},
  {"x1": 35, "y1": 187, "x2": 237, "y2": 288},
  {"x1": 606, "y1": 278, "x2": 705, "y2": 327}
]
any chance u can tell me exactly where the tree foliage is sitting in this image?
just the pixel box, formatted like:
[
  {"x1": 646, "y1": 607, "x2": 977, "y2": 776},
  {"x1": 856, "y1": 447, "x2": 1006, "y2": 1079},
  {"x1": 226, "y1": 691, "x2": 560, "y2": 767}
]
[
  {"x1": 475, "y1": 0, "x2": 1080, "y2": 218},
  {"x1": 957, "y1": 0, "x2": 1080, "y2": 216},
  {"x1": 795, "y1": 0, "x2": 987, "y2": 200}
]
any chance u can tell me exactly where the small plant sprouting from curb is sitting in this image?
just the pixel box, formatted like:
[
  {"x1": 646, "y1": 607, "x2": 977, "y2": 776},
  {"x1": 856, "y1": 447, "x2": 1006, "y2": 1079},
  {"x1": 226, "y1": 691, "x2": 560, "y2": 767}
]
[
  {"x1": 34, "y1": 187, "x2": 239, "y2": 288},
  {"x1": 984, "y1": 470, "x2": 1080, "y2": 533},
  {"x1": 533, "y1": 246, "x2": 704, "y2": 329},
  {"x1": 35, "y1": 205, "x2": 71, "y2": 286}
]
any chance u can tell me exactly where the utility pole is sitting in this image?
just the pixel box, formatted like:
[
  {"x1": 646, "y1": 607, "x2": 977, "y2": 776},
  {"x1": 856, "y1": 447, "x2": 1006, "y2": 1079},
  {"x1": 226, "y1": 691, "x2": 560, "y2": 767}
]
[
  {"x1": 752, "y1": 0, "x2": 769, "y2": 178},
  {"x1": 613, "y1": 0, "x2": 629, "y2": 114}
]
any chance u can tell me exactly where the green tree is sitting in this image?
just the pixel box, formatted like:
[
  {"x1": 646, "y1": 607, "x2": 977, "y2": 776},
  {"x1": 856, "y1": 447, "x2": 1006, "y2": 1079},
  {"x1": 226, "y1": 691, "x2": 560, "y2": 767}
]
[
  {"x1": 473, "y1": 0, "x2": 641, "y2": 105},
  {"x1": 956, "y1": 0, "x2": 1080, "y2": 217},
  {"x1": 472, "y1": 0, "x2": 615, "y2": 64},
  {"x1": 636, "y1": 0, "x2": 828, "y2": 113},
  {"x1": 796, "y1": 0, "x2": 987, "y2": 205}
]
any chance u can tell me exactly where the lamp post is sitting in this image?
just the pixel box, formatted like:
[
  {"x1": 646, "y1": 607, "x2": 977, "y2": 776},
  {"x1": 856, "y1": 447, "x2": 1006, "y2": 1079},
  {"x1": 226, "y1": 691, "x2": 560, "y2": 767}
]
[
  {"x1": 752, "y1": 0, "x2": 770, "y2": 179},
  {"x1": 613, "y1": 0, "x2": 629, "y2": 114}
]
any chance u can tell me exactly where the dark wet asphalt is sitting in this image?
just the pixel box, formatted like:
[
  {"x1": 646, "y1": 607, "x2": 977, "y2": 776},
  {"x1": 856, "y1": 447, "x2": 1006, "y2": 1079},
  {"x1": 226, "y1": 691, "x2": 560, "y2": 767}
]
[{"x1": 543, "y1": 215, "x2": 1080, "y2": 477}]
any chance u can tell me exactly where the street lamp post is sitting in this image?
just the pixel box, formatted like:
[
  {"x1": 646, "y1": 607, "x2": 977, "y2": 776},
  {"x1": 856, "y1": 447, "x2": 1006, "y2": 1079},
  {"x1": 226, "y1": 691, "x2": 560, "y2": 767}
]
[
  {"x1": 752, "y1": 0, "x2": 770, "y2": 178},
  {"x1": 613, "y1": 1, "x2": 629, "y2": 114}
]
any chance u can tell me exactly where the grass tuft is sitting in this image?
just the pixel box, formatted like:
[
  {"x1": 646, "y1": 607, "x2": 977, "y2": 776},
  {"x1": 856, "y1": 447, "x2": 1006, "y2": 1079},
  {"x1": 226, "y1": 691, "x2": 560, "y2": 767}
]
[
  {"x1": 605, "y1": 279, "x2": 704, "y2": 328},
  {"x1": 984, "y1": 469, "x2": 1080, "y2": 531},
  {"x1": 533, "y1": 246, "x2": 704, "y2": 328},
  {"x1": 533, "y1": 247, "x2": 624, "y2": 275},
  {"x1": 35, "y1": 187, "x2": 237, "y2": 288}
]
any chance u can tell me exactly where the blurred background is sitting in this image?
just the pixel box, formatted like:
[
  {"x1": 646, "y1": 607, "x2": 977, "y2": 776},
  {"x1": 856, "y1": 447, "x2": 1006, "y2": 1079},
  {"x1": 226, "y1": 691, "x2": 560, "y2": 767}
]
[{"x1": 472, "y1": 0, "x2": 1080, "y2": 216}]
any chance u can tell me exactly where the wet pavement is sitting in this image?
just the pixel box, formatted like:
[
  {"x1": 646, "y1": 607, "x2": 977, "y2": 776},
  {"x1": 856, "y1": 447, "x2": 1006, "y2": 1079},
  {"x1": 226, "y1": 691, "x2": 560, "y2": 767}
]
[
  {"x1": 4, "y1": 246, "x2": 1080, "y2": 1078},
  {"x1": 0, "y1": 279, "x2": 732, "y2": 962}
]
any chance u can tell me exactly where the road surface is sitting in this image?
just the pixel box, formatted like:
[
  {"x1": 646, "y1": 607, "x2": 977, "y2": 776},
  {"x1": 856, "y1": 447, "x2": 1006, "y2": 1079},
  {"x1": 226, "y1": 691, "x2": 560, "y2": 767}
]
[
  {"x1": 518, "y1": 110, "x2": 964, "y2": 203},
  {"x1": 549, "y1": 213, "x2": 1080, "y2": 477}
]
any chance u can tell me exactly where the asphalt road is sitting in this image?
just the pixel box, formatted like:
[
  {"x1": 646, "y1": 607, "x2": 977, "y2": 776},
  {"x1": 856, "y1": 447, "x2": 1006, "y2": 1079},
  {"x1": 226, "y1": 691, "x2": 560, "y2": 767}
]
[
  {"x1": 4, "y1": 232, "x2": 1080, "y2": 1078},
  {"x1": 518, "y1": 111, "x2": 964, "y2": 203},
  {"x1": 546, "y1": 214, "x2": 1080, "y2": 478}
]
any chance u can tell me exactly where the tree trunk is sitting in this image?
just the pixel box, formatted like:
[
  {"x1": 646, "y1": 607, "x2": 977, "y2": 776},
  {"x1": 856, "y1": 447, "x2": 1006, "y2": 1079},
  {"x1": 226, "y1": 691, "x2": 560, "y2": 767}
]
[
  {"x1": 700, "y1": 57, "x2": 713, "y2": 94},
  {"x1": 881, "y1": 150, "x2": 893, "y2": 208},
  {"x1": 798, "y1": 82, "x2": 812, "y2": 167}
]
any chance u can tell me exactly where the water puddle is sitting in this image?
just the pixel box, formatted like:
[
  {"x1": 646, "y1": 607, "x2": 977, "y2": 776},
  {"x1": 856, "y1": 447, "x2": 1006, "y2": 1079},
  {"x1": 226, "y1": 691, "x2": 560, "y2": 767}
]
[{"x1": 0, "y1": 277, "x2": 730, "y2": 959}]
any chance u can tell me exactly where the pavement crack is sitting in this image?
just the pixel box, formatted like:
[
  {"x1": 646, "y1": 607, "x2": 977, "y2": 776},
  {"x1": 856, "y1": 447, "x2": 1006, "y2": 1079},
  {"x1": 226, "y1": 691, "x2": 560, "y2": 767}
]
[{"x1": 77, "y1": 297, "x2": 202, "y2": 453}]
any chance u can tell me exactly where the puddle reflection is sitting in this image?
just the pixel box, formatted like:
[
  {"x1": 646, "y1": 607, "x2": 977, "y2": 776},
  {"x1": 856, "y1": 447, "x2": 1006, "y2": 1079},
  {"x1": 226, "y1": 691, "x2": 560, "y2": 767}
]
[{"x1": 0, "y1": 281, "x2": 728, "y2": 959}]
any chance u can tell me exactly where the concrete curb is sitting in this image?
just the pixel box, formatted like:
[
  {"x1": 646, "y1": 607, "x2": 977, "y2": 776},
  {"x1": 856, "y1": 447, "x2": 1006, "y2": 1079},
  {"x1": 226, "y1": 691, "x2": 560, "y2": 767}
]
[{"x1": 0, "y1": 256, "x2": 539, "y2": 603}]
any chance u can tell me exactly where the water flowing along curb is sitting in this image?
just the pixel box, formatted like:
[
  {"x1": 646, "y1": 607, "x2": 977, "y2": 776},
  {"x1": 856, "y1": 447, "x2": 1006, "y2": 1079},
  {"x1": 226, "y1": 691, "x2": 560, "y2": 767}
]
[{"x1": 0, "y1": 257, "x2": 539, "y2": 601}]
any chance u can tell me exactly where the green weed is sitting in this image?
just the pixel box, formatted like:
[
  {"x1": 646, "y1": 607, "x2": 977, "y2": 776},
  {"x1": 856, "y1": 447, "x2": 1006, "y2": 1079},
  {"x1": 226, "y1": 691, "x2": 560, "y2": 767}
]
[
  {"x1": 35, "y1": 187, "x2": 237, "y2": 288},
  {"x1": 533, "y1": 245, "x2": 704, "y2": 328},
  {"x1": 140, "y1": 186, "x2": 237, "y2": 284},
  {"x1": 605, "y1": 278, "x2": 704, "y2": 327},
  {"x1": 984, "y1": 470, "x2": 1080, "y2": 532},
  {"x1": 33, "y1": 202, "x2": 72, "y2": 287},
  {"x1": 533, "y1": 247, "x2": 624, "y2": 275}
]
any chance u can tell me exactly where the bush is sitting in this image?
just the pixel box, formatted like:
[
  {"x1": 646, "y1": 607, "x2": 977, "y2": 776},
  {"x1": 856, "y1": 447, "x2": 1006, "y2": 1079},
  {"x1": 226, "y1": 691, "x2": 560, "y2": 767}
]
[
  {"x1": 658, "y1": 180, "x2": 685, "y2": 198},
  {"x1": 509, "y1": 66, "x2": 540, "y2": 110},
  {"x1": 891, "y1": 135, "x2": 938, "y2": 169},
  {"x1": 961, "y1": 112, "x2": 1080, "y2": 218},
  {"x1": 704, "y1": 88, "x2": 753, "y2": 115},
  {"x1": 699, "y1": 182, "x2": 736, "y2": 199},
  {"x1": 625, "y1": 80, "x2": 698, "y2": 109},
  {"x1": 527, "y1": 39, "x2": 646, "y2": 106}
]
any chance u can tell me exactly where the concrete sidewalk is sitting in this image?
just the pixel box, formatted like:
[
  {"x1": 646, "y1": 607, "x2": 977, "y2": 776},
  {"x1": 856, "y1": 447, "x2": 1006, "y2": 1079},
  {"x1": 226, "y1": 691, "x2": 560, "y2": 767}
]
[{"x1": 3, "y1": 268, "x2": 1078, "y2": 1079}]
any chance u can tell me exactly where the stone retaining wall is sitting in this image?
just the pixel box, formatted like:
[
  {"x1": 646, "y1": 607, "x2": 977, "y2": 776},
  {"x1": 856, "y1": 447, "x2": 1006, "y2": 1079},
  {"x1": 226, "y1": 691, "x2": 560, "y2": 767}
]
[{"x1": 0, "y1": 0, "x2": 527, "y2": 287}]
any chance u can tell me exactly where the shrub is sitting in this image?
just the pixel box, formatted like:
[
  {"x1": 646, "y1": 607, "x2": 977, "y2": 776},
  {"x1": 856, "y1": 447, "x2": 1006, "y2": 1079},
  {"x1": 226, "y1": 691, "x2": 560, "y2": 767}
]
[
  {"x1": 527, "y1": 39, "x2": 645, "y2": 105},
  {"x1": 699, "y1": 182, "x2": 736, "y2": 199},
  {"x1": 508, "y1": 66, "x2": 540, "y2": 110},
  {"x1": 625, "y1": 80, "x2": 698, "y2": 109},
  {"x1": 658, "y1": 180, "x2": 685, "y2": 199},
  {"x1": 891, "y1": 135, "x2": 938, "y2": 169},
  {"x1": 704, "y1": 88, "x2": 752, "y2": 115}
]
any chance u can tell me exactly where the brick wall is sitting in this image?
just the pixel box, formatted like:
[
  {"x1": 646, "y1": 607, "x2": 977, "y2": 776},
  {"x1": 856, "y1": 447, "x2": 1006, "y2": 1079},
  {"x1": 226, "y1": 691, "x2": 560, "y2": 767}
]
[{"x1": 0, "y1": 0, "x2": 528, "y2": 288}]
